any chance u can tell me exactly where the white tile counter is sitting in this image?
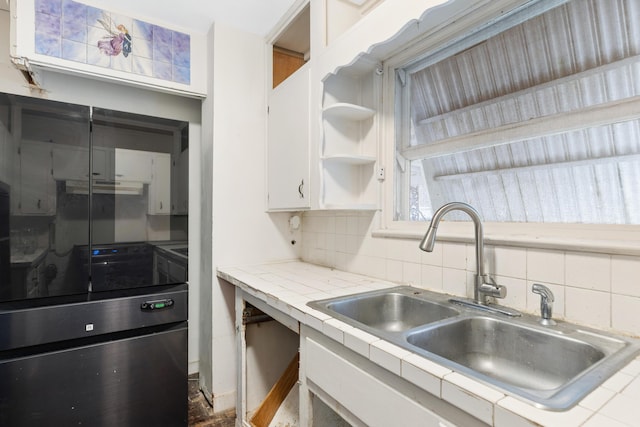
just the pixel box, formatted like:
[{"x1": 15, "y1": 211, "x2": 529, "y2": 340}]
[
  {"x1": 218, "y1": 261, "x2": 640, "y2": 427},
  {"x1": 10, "y1": 247, "x2": 48, "y2": 267}
]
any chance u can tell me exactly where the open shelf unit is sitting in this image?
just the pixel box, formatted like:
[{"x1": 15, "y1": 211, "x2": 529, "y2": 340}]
[{"x1": 320, "y1": 63, "x2": 381, "y2": 210}]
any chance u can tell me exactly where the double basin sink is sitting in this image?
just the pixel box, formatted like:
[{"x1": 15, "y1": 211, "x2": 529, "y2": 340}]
[{"x1": 308, "y1": 286, "x2": 640, "y2": 410}]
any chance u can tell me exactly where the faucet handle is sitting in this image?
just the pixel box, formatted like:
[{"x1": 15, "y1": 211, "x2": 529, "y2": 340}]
[
  {"x1": 532, "y1": 283, "x2": 556, "y2": 326},
  {"x1": 479, "y1": 282, "x2": 506, "y2": 299},
  {"x1": 478, "y1": 275, "x2": 506, "y2": 300}
]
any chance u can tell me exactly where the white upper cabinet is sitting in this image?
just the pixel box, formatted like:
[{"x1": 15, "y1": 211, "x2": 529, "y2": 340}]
[
  {"x1": 17, "y1": 140, "x2": 55, "y2": 215},
  {"x1": 52, "y1": 145, "x2": 90, "y2": 181},
  {"x1": 171, "y1": 148, "x2": 188, "y2": 215},
  {"x1": 266, "y1": 2, "x2": 311, "y2": 211},
  {"x1": 267, "y1": 64, "x2": 311, "y2": 211},
  {"x1": 266, "y1": 0, "x2": 512, "y2": 210},
  {"x1": 53, "y1": 146, "x2": 152, "y2": 183},
  {"x1": 114, "y1": 148, "x2": 152, "y2": 183},
  {"x1": 91, "y1": 146, "x2": 110, "y2": 180},
  {"x1": 148, "y1": 153, "x2": 171, "y2": 215}
]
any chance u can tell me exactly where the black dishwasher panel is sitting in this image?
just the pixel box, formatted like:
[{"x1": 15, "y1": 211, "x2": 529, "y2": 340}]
[
  {"x1": 0, "y1": 325, "x2": 187, "y2": 427},
  {"x1": 0, "y1": 284, "x2": 188, "y2": 426}
]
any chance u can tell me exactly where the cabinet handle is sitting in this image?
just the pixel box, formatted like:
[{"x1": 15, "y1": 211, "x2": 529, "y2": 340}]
[
  {"x1": 37, "y1": 199, "x2": 41, "y2": 209},
  {"x1": 298, "y1": 179, "x2": 305, "y2": 199},
  {"x1": 160, "y1": 201, "x2": 163, "y2": 210}
]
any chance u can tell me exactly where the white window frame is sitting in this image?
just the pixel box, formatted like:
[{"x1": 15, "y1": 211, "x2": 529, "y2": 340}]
[{"x1": 376, "y1": 0, "x2": 640, "y2": 256}]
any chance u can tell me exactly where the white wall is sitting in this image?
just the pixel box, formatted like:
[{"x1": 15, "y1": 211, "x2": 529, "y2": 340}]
[
  {"x1": 0, "y1": 9, "x2": 203, "y2": 372},
  {"x1": 200, "y1": 22, "x2": 301, "y2": 412},
  {"x1": 301, "y1": 210, "x2": 640, "y2": 337}
]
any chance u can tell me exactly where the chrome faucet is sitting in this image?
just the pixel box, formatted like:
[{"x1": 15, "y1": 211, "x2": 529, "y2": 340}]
[
  {"x1": 420, "y1": 202, "x2": 520, "y2": 317},
  {"x1": 532, "y1": 283, "x2": 556, "y2": 326}
]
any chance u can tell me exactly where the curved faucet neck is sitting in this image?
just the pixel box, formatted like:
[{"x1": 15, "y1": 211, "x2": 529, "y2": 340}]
[
  {"x1": 426, "y1": 202, "x2": 485, "y2": 276},
  {"x1": 421, "y1": 203, "x2": 511, "y2": 310}
]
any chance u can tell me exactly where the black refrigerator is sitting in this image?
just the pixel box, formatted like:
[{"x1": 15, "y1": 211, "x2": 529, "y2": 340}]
[
  {"x1": 0, "y1": 182, "x2": 8, "y2": 290},
  {"x1": 0, "y1": 93, "x2": 190, "y2": 426}
]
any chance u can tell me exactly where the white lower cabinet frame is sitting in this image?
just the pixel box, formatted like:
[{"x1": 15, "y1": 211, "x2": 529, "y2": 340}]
[
  {"x1": 234, "y1": 289, "x2": 488, "y2": 427},
  {"x1": 235, "y1": 289, "x2": 300, "y2": 427},
  {"x1": 300, "y1": 326, "x2": 488, "y2": 427}
]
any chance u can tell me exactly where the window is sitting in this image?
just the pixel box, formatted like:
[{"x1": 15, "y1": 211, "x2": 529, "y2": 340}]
[{"x1": 393, "y1": 0, "x2": 640, "y2": 225}]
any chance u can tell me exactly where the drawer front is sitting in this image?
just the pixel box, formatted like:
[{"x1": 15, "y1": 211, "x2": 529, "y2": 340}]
[{"x1": 306, "y1": 337, "x2": 449, "y2": 427}]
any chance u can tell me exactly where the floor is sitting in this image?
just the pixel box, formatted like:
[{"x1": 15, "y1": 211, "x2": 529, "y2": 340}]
[{"x1": 188, "y1": 374, "x2": 236, "y2": 427}]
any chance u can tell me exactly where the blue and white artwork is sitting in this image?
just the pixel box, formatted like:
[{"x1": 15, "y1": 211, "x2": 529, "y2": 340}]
[{"x1": 34, "y1": 0, "x2": 191, "y2": 85}]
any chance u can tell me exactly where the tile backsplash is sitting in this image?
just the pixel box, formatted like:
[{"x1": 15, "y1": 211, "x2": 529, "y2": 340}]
[{"x1": 301, "y1": 211, "x2": 640, "y2": 338}]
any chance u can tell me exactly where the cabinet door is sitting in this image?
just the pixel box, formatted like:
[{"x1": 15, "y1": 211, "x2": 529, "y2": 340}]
[
  {"x1": 148, "y1": 153, "x2": 171, "y2": 215},
  {"x1": 53, "y1": 145, "x2": 90, "y2": 180},
  {"x1": 114, "y1": 148, "x2": 152, "y2": 182},
  {"x1": 19, "y1": 141, "x2": 55, "y2": 215},
  {"x1": 171, "y1": 148, "x2": 188, "y2": 215},
  {"x1": 91, "y1": 146, "x2": 110, "y2": 180},
  {"x1": 267, "y1": 65, "x2": 310, "y2": 210}
]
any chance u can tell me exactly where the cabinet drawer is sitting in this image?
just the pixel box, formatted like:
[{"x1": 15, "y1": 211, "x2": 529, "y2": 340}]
[{"x1": 306, "y1": 337, "x2": 450, "y2": 426}]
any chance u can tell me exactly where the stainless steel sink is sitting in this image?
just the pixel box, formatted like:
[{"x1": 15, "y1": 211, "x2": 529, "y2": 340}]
[
  {"x1": 308, "y1": 286, "x2": 640, "y2": 410},
  {"x1": 406, "y1": 317, "x2": 609, "y2": 389},
  {"x1": 308, "y1": 287, "x2": 459, "y2": 334},
  {"x1": 407, "y1": 317, "x2": 606, "y2": 390},
  {"x1": 320, "y1": 290, "x2": 459, "y2": 332}
]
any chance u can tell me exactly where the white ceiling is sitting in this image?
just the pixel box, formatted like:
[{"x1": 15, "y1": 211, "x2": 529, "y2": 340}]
[{"x1": 81, "y1": 0, "x2": 297, "y2": 36}]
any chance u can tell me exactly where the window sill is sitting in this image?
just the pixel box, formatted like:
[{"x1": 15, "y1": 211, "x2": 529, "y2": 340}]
[{"x1": 372, "y1": 222, "x2": 640, "y2": 256}]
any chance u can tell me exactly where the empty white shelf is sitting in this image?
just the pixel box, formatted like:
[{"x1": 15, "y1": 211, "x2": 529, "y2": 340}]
[
  {"x1": 322, "y1": 203, "x2": 378, "y2": 210},
  {"x1": 323, "y1": 103, "x2": 376, "y2": 121},
  {"x1": 322, "y1": 154, "x2": 377, "y2": 165}
]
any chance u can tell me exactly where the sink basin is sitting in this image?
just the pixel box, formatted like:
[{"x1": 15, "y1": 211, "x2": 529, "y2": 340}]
[
  {"x1": 308, "y1": 286, "x2": 640, "y2": 410},
  {"x1": 171, "y1": 247, "x2": 188, "y2": 256},
  {"x1": 309, "y1": 287, "x2": 459, "y2": 333},
  {"x1": 406, "y1": 317, "x2": 607, "y2": 391}
]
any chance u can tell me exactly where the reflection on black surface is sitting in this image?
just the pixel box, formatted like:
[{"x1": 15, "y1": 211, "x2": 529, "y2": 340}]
[
  {"x1": 0, "y1": 94, "x2": 90, "y2": 302},
  {"x1": 0, "y1": 94, "x2": 189, "y2": 303}
]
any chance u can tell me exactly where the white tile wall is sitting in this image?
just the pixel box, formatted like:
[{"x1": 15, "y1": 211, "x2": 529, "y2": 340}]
[
  {"x1": 565, "y1": 287, "x2": 611, "y2": 329},
  {"x1": 301, "y1": 211, "x2": 640, "y2": 337},
  {"x1": 612, "y1": 255, "x2": 640, "y2": 297},
  {"x1": 565, "y1": 252, "x2": 611, "y2": 292},
  {"x1": 526, "y1": 249, "x2": 565, "y2": 285}
]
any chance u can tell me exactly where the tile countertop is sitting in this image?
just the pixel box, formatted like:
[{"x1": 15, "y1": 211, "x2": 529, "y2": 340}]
[
  {"x1": 217, "y1": 261, "x2": 640, "y2": 427},
  {"x1": 10, "y1": 247, "x2": 48, "y2": 267},
  {"x1": 152, "y1": 242, "x2": 188, "y2": 261}
]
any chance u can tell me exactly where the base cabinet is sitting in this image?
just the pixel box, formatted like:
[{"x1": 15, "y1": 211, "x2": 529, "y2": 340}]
[
  {"x1": 235, "y1": 291, "x2": 488, "y2": 427},
  {"x1": 300, "y1": 326, "x2": 487, "y2": 427},
  {"x1": 153, "y1": 249, "x2": 187, "y2": 285},
  {"x1": 10, "y1": 254, "x2": 47, "y2": 299}
]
